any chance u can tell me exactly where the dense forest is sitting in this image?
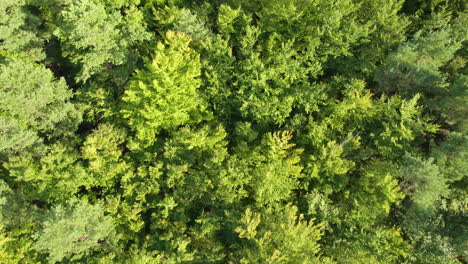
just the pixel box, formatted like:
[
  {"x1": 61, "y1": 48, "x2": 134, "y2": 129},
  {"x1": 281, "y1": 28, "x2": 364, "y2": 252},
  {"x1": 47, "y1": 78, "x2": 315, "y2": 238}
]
[{"x1": 0, "y1": 0, "x2": 466, "y2": 263}]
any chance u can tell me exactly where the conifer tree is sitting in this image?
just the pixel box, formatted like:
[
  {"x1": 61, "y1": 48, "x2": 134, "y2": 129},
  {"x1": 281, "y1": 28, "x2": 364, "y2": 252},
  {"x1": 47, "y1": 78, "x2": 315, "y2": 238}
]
[
  {"x1": 53, "y1": 0, "x2": 151, "y2": 83},
  {"x1": 0, "y1": 59, "x2": 81, "y2": 157},
  {"x1": 0, "y1": 0, "x2": 45, "y2": 61},
  {"x1": 34, "y1": 200, "x2": 116, "y2": 263}
]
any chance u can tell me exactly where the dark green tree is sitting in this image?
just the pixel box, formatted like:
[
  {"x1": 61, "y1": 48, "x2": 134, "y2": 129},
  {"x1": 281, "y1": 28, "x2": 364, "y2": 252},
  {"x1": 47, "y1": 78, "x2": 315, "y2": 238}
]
[
  {"x1": 0, "y1": 0, "x2": 45, "y2": 61},
  {"x1": 0, "y1": 59, "x2": 81, "y2": 157},
  {"x1": 53, "y1": 0, "x2": 151, "y2": 83},
  {"x1": 33, "y1": 200, "x2": 117, "y2": 263}
]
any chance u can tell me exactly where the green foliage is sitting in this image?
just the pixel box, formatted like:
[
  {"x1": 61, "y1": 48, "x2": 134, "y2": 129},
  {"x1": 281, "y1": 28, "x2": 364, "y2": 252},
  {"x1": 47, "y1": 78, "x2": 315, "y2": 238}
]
[
  {"x1": 366, "y1": 94, "x2": 437, "y2": 160},
  {"x1": 0, "y1": 0, "x2": 45, "y2": 61},
  {"x1": 402, "y1": 0, "x2": 466, "y2": 16},
  {"x1": 0, "y1": 59, "x2": 81, "y2": 157},
  {"x1": 239, "y1": 0, "x2": 368, "y2": 62},
  {"x1": 1, "y1": 1, "x2": 466, "y2": 263},
  {"x1": 308, "y1": 161, "x2": 409, "y2": 263},
  {"x1": 328, "y1": 0, "x2": 409, "y2": 77},
  {"x1": 94, "y1": 0, "x2": 142, "y2": 10},
  {"x1": 121, "y1": 31, "x2": 210, "y2": 146},
  {"x1": 199, "y1": 35, "x2": 236, "y2": 121},
  {"x1": 400, "y1": 153, "x2": 449, "y2": 213},
  {"x1": 0, "y1": 116, "x2": 42, "y2": 159},
  {"x1": 233, "y1": 27, "x2": 309, "y2": 125},
  {"x1": 375, "y1": 28, "x2": 461, "y2": 97},
  {"x1": 325, "y1": 227, "x2": 410, "y2": 264},
  {"x1": 33, "y1": 200, "x2": 116, "y2": 263},
  {"x1": 397, "y1": 152, "x2": 466, "y2": 263},
  {"x1": 249, "y1": 131, "x2": 303, "y2": 205},
  {"x1": 82, "y1": 123, "x2": 130, "y2": 188},
  {"x1": 432, "y1": 132, "x2": 467, "y2": 182},
  {"x1": 217, "y1": 4, "x2": 246, "y2": 35},
  {"x1": 234, "y1": 205, "x2": 326, "y2": 264},
  {"x1": 346, "y1": 160, "x2": 404, "y2": 224},
  {"x1": 173, "y1": 9, "x2": 213, "y2": 43},
  {"x1": 0, "y1": 180, "x2": 40, "y2": 263},
  {"x1": 375, "y1": 13, "x2": 467, "y2": 134},
  {"x1": 400, "y1": 199, "x2": 466, "y2": 264},
  {"x1": 160, "y1": 124, "x2": 228, "y2": 203},
  {"x1": 54, "y1": 0, "x2": 151, "y2": 82},
  {"x1": 5, "y1": 143, "x2": 89, "y2": 202}
]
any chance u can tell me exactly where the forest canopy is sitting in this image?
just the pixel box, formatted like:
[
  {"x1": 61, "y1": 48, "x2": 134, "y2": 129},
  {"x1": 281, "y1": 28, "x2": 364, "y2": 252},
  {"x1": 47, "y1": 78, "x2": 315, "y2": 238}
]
[{"x1": 0, "y1": 0, "x2": 466, "y2": 263}]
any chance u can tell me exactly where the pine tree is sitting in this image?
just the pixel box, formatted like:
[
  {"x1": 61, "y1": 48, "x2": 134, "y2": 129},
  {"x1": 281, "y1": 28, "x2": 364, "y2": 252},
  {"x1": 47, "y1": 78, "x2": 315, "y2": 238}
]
[
  {"x1": 0, "y1": 0, "x2": 45, "y2": 61},
  {"x1": 53, "y1": 0, "x2": 151, "y2": 83},
  {"x1": 0, "y1": 59, "x2": 81, "y2": 157},
  {"x1": 399, "y1": 153, "x2": 449, "y2": 214},
  {"x1": 33, "y1": 200, "x2": 116, "y2": 264}
]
